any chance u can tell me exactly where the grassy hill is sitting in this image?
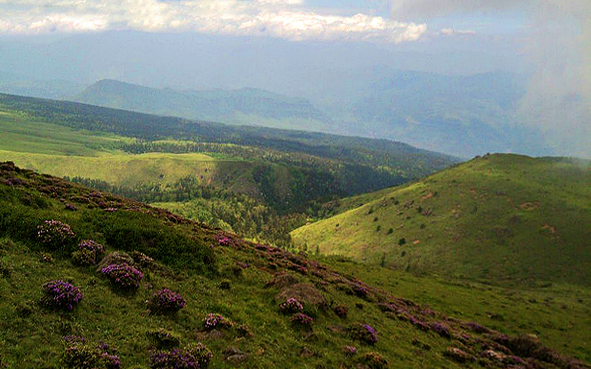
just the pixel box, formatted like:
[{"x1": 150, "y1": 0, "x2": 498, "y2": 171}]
[
  {"x1": 291, "y1": 154, "x2": 591, "y2": 286},
  {"x1": 1, "y1": 162, "x2": 589, "y2": 368},
  {"x1": 0, "y1": 92, "x2": 458, "y2": 246}
]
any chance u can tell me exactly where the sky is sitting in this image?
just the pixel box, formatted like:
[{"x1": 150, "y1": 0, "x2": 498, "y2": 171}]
[{"x1": 0, "y1": 0, "x2": 589, "y2": 157}]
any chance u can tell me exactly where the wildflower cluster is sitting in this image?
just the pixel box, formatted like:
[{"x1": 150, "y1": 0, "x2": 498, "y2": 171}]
[
  {"x1": 349, "y1": 323, "x2": 378, "y2": 345},
  {"x1": 290, "y1": 312, "x2": 314, "y2": 328},
  {"x1": 204, "y1": 313, "x2": 226, "y2": 330},
  {"x1": 100, "y1": 263, "x2": 143, "y2": 290},
  {"x1": 63, "y1": 336, "x2": 121, "y2": 369},
  {"x1": 150, "y1": 342, "x2": 212, "y2": 369},
  {"x1": 147, "y1": 289, "x2": 186, "y2": 314},
  {"x1": 72, "y1": 240, "x2": 105, "y2": 266},
  {"x1": 37, "y1": 220, "x2": 76, "y2": 249},
  {"x1": 431, "y1": 322, "x2": 451, "y2": 338},
  {"x1": 279, "y1": 298, "x2": 304, "y2": 314},
  {"x1": 39, "y1": 280, "x2": 83, "y2": 311}
]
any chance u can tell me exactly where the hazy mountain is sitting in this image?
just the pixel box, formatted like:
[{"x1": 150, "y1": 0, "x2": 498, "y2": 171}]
[
  {"x1": 0, "y1": 71, "x2": 86, "y2": 99},
  {"x1": 331, "y1": 70, "x2": 550, "y2": 158},
  {"x1": 72, "y1": 79, "x2": 336, "y2": 132},
  {"x1": 2, "y1": 69, "x2": 554, "y2": 158}
]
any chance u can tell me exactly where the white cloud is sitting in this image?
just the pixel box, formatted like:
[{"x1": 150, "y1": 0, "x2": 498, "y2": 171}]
[
  {"x1": 0, "y1": 0, "x2": 426, "y2": 43},
  {"x1": 439, "y1": 28, "x2": 476, "y2": 36}
]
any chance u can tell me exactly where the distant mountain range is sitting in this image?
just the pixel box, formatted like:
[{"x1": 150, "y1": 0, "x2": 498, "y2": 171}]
[{"x1": 0, "y1": 70, "x2": 554, "y2": 158}]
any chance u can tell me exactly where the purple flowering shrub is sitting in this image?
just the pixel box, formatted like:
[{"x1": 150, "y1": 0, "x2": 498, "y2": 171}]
[
  {"x1": 290, "y1": 313, "x2": 314, "y2": 328},
  {"x1": 63, "y1": 336, "x2": 121, "y2": 369},
  {"x1": 430, "y1": 322, "x2": 451, "y2": 338},
  {"x1": 150, "y1": 342, "x2": 212, "y2": 369},
  {"x1": 72, "y1": 240, "x2": 105, "y2": 266},
  {"x1": 147, "y1": 289, "x2": 186, "y2": 314},
  {"x1": 204, "y1": 313, "x2": 233, "y2": 330},
  {"x1": 279, "y1": 298, "x2": 304, "y2": 314},
  {"x1": 100, "y1": 263, "x2": 143, "y2": 290},
  {"x1": 147, "y1": 328, "x2": 181, "y2": 349},
  {"x1": 37, "y1": 220, "x2": 76, "y2": 250},
  {"x1": 349, "y1": 323, "x2": 378, "y2": 345},
  {"x1": 39, "y1": 280, "x2": 83, "y2": 311}
]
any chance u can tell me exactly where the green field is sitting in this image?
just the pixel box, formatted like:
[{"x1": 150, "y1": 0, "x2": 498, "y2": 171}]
[
  {"x1": 292, "y1": 154, "x2": 591, "y2": 286},
  {"x1": 0, "y1": 109, "x2": 127, "y2": 156}
]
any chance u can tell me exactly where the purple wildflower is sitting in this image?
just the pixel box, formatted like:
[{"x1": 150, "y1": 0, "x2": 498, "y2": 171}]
[
  {"x1": 148, "y1": 289, "x2": 186, "y2": 314},
  {"x1": 39, "y1": 280, "x2": 83, "y2": 311},
  {"x1": 100, "y1": 263, "x2": 143, "y2": 290}
]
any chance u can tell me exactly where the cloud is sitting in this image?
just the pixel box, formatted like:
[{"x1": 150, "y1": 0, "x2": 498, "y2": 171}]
[
  {"x1": 439, "y1": 28, "x2": 476, "y2": 36},
  {"x1": 0, "y1": 0, "x2": 426, "y2": 43}
]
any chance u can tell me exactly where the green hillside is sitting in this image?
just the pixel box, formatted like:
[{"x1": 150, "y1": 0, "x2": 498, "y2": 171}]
[
  {"x1": 292, "y1": 154, "x2": 591, "y2": 286},
  {"x1": 1, "y1": 162, "x2": 589, "y2": 368},
  {"x1": 0, "y1": 92, "x2": 458, "y2": 246}
]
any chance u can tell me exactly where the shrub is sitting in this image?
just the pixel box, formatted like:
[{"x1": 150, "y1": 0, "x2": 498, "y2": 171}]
[
  {"x1": 279, "y1": 298, "x2": 304, "y2": 314},
  {"x1": 72, "y1": 249, "x2": 98, "y2": 266},
  {"x1": 430, "y1": 322, "x2": 451, "y2": 338},
  {"x1": 147, "y1": 328, "x2": 181, "y2": 350},
  {"x1": 100, "y1": 263, "x2": 143, "y2": 290},
  {"x1": 357, "y1": 351, "x2": 389, "y2": 369},
  {"x1": 37, "y1": 220, "x2": 76, "y2": 250},
  {"x1": 39, "y1": 280, "x2": 83, "y2": 311},
  {"x1": 63, "y1": 336, "x2": 121, "y2": 369},
  {"x1": 150, "y1": 342, "x2": 212, "y2": 369},
  {"x1": 203, "y1": 313, "x2": 230, "y2": 330},
  {"x1": 78, "y1": 239, "x2": 105, "y2": 254},
  {"x1": 290, "y1": 312, "x2": 314, "y2": 328},
  {"x1": 147, "y1": 289, "x2": 186, "y2": 314},
  {"x1": 349, "y1": 323, "x2": 378, "y2": 345}
]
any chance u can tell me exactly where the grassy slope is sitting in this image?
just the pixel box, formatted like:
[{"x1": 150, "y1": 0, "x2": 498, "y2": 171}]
[
  {"x1": 1, "y1": 163, "x2": 589, "y2": 368},
  {"x1": 292, "y1": 154, "x2": 591, "y2": 286},
  {"x1": 319, "y1": 257, "x2": 591, "y2": 364},
  {"x1": 0, "y1": 109, "x2": 126, "y2": 156}
]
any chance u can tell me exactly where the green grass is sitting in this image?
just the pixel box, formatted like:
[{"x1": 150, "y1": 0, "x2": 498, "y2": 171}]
[
  {"x1": 292, "y1": 154, "x2": 591, "y2": 286},
  {"x1": 0, "y1": 109, "x2": 127, "y2": 156},
  {"x1": 2, "y1": 162, "x2": 588, "y2": 368},
  {"x1": 318, "y1": 257, "x2": 591, "y2": 363},
  {"x1": 0, "y1": 150, "x2": 222, "y2": 188}
]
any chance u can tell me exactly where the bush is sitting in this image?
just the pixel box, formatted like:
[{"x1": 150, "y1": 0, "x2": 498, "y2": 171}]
[
  {"x1": 279, "y1": 298, "x2": 304, "y2": 314},
  {"x1": 290, "y1": 312, "x2": 314, "y2": 328},
  {"x1": 147, "y1": 289, "x2": 186, "y2": 314},
  {"x1": 203, "y1": 313, "x2": 231, "y2": 330},
  {"x1": 357, "y1": 351, "x2": 388, "y2": 368},
  {"x1": 37, "y1": 220, "x2": 76, "y2": 250},
  {"x1": 147, "y1": 328, "x2": 181, "y2": 350},
  {"x1": 39, "y1": 280, "x2": 83, "y2": 311},
  {"x1": 72, "y1": 249, "x2": 98, "y2": 266},
  {"x1": 150, "y1": 343, "x2": 212, "y2": 369},
  {"x1": 349, "y1": 322, "x2": 378, "y2": 345},
  {"x1": 63, "y1": 336, "x2": 121, "y2": 369},
  {"x1": 100, "y1": 263, "x2": 143, "y2": 290}
]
